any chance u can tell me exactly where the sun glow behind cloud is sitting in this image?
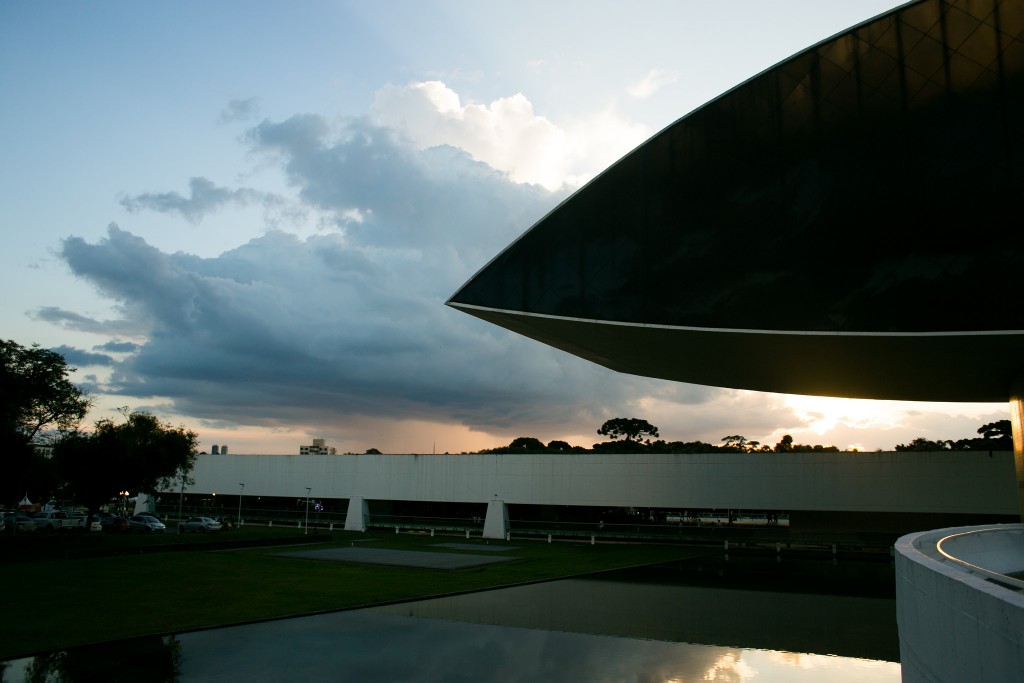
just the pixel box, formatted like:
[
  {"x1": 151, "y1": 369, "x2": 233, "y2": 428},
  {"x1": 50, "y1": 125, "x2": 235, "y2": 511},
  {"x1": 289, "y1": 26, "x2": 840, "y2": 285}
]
[
  {"x1": 372, "y1": 80, "x2": 649, "y2": 191},
  {"x1": 777, "y1": 394, "x2": 1008, "y2": 451}
]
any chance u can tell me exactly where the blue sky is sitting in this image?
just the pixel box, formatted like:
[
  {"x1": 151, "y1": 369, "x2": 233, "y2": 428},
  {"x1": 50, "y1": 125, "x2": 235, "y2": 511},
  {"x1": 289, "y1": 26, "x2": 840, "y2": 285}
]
[{"x1": 1, "y1": 1, "x2": 1008, "y2": 454}]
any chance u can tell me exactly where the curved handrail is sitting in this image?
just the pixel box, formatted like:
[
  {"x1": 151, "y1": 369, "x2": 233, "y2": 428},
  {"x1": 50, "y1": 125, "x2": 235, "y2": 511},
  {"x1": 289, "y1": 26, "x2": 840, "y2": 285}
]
[{"x1": 935, "y1": 527, "x2": 1024, "y2": 590}]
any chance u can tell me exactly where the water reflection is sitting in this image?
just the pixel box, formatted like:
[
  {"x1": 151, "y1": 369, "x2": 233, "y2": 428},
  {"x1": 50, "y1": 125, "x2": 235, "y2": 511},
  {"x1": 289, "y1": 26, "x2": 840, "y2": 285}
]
[
  {"x1": 2, "y1": 560, "x2": 900, "y2": 683},
  {"x1": 378, "y1": 574, "x2": 898, "y2": 661}
]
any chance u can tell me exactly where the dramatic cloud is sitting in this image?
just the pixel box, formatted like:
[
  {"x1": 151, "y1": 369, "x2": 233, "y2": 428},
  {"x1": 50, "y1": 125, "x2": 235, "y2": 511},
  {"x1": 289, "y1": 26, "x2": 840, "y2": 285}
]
[
  {"x1": 46, "y1": 83, "x2": 1003, "y2": 453},
  {"x1": 50, "y1": 345, "x2": 114, "y2": 368},
  {"x1": 30, "y1": 305, "x2": 143, "y2": 337},
  {"x1": 371, "y1": 81, "x2": 649, "y2": 191},
  {"x1": 55, "y1": 117, "x2": 698, "y2": 443},
  {"x1": 120, "y1": 177, "x2": 279, "y2": 224},
  {"x1": 94, "y1": 340, "x2": 140, "y2": 353}
]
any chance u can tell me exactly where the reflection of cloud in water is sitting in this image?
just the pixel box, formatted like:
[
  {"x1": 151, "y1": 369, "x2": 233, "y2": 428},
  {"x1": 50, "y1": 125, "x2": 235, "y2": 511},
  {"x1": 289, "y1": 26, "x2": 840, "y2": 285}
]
[
  {"x1": 767, "y1": 650, "x2": 827, "y2": 669},
  {"x1": 172, "y1": 611, "x2": 745, "y2": 683},
  {"x1": 6, "y1": 575, "x2": 900, "y2": 683},
  {"x1": 704, "y1": 652, "x2": 757, "y2": 681},
  {"x1": 742, "y1": 649, "x2": 900, "y2": 683}
]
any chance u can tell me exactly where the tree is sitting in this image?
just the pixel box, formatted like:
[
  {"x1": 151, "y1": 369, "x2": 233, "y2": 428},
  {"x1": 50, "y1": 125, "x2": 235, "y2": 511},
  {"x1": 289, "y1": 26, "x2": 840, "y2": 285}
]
[
  {"x1": 365, "y1": 448, "x2": 382, "y2": 454},
  {"x1": 976, "y1": 420, "x2": 1013, "y2": 449},
  {"x1": 895, "y1": 437, "x2": 952, "y2": 452},
  {"x1": 597, "y1": 418, "x2": 659, "y2": 443},
  {"x1": 508, "y1": 436, "x2": 545, "y2": 451},
  {"x1": 658, "y1": 440, "x2": 716, "y2": 453},
  {"x1": 546, "y1": 440, "x2": 572, "y2": 452},
  {"x1": 1, "y1": 340, "x2": 90, "y2": 508},
  {"x1": 54, "y1": 410, "x2": 197, "y2": 521},
  {"x1": 775, "y1": 435, "x2": 794, "y2": 453},
  {"x1": 719, "y1": 435, "x2": 749, "y2": 452}
]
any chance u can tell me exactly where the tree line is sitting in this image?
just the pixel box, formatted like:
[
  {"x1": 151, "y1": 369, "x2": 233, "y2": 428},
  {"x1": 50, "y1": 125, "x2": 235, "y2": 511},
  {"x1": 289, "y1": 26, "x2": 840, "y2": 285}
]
[
  {"x1": 4, "y1": 337, "x2": 1015, "y2": 519},
  {"x1": 477, "y1": 416, "x2": 1014, "y2": 455},
  {"x1": 2, "y1": 339, "x2": 197, "y2": 521}
]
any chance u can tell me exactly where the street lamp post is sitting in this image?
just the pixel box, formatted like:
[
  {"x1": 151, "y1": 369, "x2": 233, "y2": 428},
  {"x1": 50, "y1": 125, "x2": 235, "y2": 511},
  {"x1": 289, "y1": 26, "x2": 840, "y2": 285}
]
[
  {"x1": 304, "y1": 487, "x2": 311, "y2": 535},
  {"x1": 177, "y1": 476, "x2": 186, "y2": 534},
  {"x1": 237, "y1": 483, "x2": 245, "y2": 529}
]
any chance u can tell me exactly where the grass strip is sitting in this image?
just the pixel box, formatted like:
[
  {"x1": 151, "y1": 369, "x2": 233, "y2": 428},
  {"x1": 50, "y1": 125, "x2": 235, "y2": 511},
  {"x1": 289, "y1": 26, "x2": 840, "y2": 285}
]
[{"x1": 0, "y1": 529, "x2": 706, "y2": 660}]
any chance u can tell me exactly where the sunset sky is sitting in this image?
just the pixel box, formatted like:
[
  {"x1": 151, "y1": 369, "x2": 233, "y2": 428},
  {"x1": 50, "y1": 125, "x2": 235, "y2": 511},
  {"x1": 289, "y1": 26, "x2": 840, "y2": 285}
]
[{"x1": 1, "y1": 0, "x2": 1008, "y2": 454}]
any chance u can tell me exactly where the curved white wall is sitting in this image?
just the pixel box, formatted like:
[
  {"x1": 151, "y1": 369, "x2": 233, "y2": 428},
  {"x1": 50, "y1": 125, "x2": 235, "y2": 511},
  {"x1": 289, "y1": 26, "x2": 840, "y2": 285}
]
[
  {"x1": 895, "y1": 524, "x2": 1024, "y2": 683},
  {"x1": 174, "y1": 450, "x2": 1017, "y2": 514}
]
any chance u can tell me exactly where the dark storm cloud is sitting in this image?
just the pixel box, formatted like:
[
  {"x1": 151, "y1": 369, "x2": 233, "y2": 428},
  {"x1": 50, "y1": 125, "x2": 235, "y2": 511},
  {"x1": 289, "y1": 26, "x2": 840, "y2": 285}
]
[
  {"x1": 120, "y1": 176, "x2": 276, "y2": 224},
  {"x1": 49, "y1": 344, "x2": 114, "y2": 367},
  {"x1": 55, "y1": 117, "x2": 696, "y2": 435},
  {"x1": 94, "y1": 340, "x2": 140, "y2": 353},
  {"x1": 248, "y1": 116, "x2": 546, "y2": 250},
  {"x1": 30, "y1": 305, "x2": 143, "y2": 336}
]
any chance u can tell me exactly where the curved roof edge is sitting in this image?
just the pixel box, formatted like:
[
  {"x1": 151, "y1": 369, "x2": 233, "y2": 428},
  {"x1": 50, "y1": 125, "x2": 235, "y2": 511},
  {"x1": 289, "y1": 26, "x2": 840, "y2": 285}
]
[{"x1": 450, "y1": 303, "x2": 1021, "y2": 402}]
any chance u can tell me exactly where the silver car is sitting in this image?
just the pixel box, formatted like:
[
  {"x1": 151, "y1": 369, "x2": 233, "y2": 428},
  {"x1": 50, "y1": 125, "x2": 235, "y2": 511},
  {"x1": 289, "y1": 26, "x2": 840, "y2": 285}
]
[
  {"x1": 178, "y1": 516, "x2": 223, "y2": 533},
  {"x1": 128, "y1": 514, "x2": 166, "y2": 533}
]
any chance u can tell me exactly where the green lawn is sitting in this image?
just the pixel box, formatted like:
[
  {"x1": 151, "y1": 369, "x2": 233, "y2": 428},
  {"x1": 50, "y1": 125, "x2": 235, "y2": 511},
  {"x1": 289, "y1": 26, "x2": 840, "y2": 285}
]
[{"x1": 0, "y1": 529, "x2": 706, "y2": 660}]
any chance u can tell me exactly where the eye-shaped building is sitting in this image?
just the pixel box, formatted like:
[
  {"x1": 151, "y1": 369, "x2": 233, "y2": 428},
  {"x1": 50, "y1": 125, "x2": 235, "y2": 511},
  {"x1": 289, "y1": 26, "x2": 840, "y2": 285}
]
[
  {"x1": 449, "y1": 2, "x2": 1024, "y2": 678},
  {"x1": 448, "y1": 0, "x2": 1024, "y2": 405}
]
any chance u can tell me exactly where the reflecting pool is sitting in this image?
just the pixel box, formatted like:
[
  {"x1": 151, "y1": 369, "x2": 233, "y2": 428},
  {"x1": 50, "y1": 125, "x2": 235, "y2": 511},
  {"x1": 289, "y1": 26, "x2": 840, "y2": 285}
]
[{"x1": 1, "y1": 557, "x2": 900, "y2": 682}]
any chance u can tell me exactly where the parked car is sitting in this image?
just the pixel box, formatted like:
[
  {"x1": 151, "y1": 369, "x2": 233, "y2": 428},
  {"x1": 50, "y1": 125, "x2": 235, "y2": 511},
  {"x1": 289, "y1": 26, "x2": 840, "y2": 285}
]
[
  {"x1": 92, "y1": 512, "x2": 130, "y2": 533},
  {"x1": 32, "y1": 510, "x2": 85, "y2": 532},
  {"x1": 65, "y1": 510, "x2": 98, "y2": 531},
  {"x1": 99, "y1": 511, "x2": 131, "y2": 532},
  {"x1": 128, "y1": 514, "x2": 166, "y2": 533},
  {"x1": 178, "y1": 516, "x2": 223, "y2": 533},
  {"x1": 4, "y1": 512, "x2": 37, "y2": 533}
]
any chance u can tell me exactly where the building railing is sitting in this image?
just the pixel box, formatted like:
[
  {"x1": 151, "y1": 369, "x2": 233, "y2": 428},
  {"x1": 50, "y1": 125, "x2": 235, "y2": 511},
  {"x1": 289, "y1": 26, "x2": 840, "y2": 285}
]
[
  {"x1": 935, "y1": 527, "x2": 1024, "y2": 590},
  {"x1": 149, "y1": 503, "x2": 885, "y2": 552}
]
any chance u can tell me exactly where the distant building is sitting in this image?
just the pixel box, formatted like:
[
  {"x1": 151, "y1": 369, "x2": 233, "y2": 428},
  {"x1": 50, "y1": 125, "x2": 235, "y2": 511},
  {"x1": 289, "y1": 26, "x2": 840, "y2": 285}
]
[
  {"x1": 300, "y1": 438, "x2": 336, "y2": 455},
  {"x1": 211, "y1": 445, "x2": 219, "y2": 455}
]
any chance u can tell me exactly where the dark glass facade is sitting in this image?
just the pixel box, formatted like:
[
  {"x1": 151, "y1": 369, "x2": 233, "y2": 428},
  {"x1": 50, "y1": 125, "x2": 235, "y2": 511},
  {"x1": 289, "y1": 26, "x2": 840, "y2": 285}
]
[{"x1": 449, "y1": 0, "x2": 1024, "y2": 402}]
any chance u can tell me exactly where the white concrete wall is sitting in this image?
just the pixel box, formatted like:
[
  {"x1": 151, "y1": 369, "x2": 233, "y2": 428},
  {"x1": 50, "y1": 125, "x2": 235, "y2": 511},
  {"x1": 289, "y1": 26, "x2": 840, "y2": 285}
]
[
  {"x1": 174, "y1": 450, "x2": 1017, "y2": 514},
  {"x1": 895, "y1": 524, "x2": 1024, "y2": 683}
]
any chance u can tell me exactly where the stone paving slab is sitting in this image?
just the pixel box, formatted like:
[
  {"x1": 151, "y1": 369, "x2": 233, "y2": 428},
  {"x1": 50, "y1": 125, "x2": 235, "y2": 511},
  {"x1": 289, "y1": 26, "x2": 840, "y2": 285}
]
[
  {"x1": 432, "y1": 543, "x2": 519, "y2": 552},
  {"x1": 275, "y1": 546, "x2": 518, "y2": 569}
]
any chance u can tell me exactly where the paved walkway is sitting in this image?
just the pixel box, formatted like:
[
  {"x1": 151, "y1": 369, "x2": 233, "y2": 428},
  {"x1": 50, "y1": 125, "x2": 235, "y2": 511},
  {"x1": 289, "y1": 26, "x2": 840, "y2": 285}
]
[
  {"x1": 432, "y1": 543, "x2": 519, "y2": 552},
  {"x1": 275, "y1": 546, "x2": 519, "y2": 569}
]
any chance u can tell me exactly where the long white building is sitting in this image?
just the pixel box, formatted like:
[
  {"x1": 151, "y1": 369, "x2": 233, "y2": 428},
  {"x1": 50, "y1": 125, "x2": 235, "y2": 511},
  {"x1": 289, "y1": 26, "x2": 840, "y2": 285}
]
[{"x1": 167, "y1": 449, "x2": 1018, "y2": 538}]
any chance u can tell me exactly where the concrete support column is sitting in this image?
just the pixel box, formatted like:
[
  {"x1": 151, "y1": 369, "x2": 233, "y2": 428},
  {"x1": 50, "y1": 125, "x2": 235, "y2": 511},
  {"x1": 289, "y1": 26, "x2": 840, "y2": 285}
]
[
  {"x1": 483, "y1": 499, "x2": 509, "y2": 539},
  {"x1": 344, "y1": 496, "x2": 368, "y2": 532},
  {"x1": 1010, "y1": 393, "x2": 1024, "y2": 521}
]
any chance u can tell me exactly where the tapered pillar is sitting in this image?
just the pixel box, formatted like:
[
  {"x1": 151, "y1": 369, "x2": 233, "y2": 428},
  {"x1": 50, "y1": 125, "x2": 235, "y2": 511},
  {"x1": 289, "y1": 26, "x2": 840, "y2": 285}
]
[
  {"x1": 344, "y1": 496, "x2": 368, "y2": 532},
  {"x1": 483, "y1": 499, "x2": 509, "y2": 539},
  {"x1": 1009, "y1": 392, "x2": 1024, "y2": 521}
]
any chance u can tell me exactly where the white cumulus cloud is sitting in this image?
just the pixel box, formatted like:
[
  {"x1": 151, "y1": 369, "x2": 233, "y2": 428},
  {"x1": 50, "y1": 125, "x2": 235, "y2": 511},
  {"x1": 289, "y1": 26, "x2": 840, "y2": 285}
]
[{"x1": 372, "y1": 80, "x2": 649, "y2": 191}]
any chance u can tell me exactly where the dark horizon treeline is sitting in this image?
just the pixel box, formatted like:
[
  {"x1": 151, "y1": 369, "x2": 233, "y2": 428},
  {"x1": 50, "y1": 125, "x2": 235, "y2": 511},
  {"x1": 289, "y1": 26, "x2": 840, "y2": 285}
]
[{"x1": 467, "y1": 419, "x2": 1013, "y2": 455}]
